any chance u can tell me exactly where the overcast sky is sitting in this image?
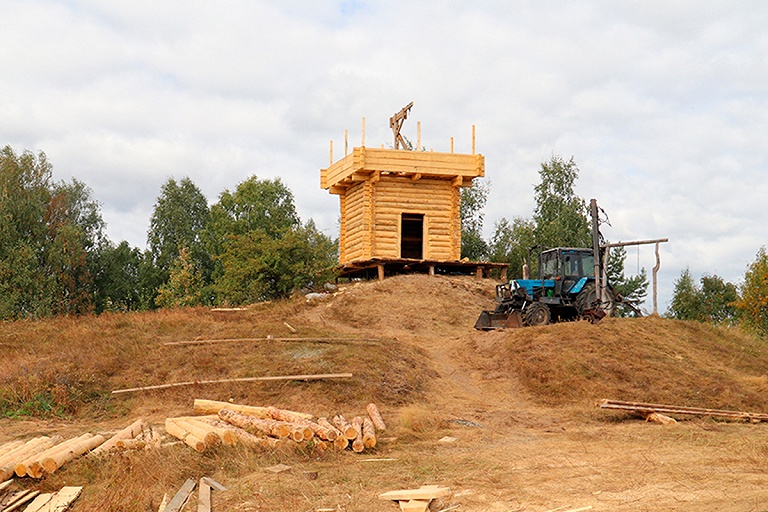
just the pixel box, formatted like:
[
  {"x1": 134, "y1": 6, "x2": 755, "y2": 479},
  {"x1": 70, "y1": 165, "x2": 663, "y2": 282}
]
[{"x1": 2, "y1": 1, "x2": 766, "y2": 313}]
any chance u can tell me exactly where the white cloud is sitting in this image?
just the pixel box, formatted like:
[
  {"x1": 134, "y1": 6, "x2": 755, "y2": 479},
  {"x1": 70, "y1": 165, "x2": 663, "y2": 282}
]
[{"x1": 2, "y1": 0, "x2": 767, "y2": 312}]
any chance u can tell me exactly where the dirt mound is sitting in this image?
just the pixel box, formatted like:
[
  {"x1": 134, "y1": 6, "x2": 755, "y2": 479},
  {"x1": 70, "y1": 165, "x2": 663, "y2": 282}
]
[{"x1": 303, "y1": 274, "x2": 496, "y2": 337}]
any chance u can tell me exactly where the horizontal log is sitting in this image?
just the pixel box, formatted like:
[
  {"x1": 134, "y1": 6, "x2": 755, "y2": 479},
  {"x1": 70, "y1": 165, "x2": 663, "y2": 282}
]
[
  {"x1": 90, "y1": 418, "x2": 146, "y2": 457},
  {"x1": 331, "y1": 415, "x2": 357, "y2": 440},
  {"x1": 0, "y1": 437, "x2": 55, "y2": 469},
  {"x1": 218, "y1": 409, "x2": 292, "y2": 439},
  {"x1": 112, "y1": 373, "x2": 353, "y2": 394},
  {"x1": 41, "y1": 434, "x2": 105, "y2": 475},
  {"x1": 164, "y1": 419, "x2": 205, "y2": 452},
  {"x1": 597, "y1": 399, "x2": 768, "y2": 421},
  {"x1": 171, "y1": 418, "x2": 221, "y2": 449},
  {"x1": 194, "y1": 400, "x2": 313, "y2": 420}
]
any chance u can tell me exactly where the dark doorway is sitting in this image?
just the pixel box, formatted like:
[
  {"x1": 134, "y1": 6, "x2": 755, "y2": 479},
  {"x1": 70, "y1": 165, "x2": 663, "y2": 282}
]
[{"x1": 401, "y1": 213, "x2": 424, "y2": 259}]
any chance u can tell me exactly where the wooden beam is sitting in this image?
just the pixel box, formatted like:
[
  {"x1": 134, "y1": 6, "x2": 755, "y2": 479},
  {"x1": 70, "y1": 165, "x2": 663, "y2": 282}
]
[
  {"x1": 598, "y1": 399, "x2": 768, "y2": 422},
  {"x1": 379, "y1": 486, "x2": 451, "y2": 501},
  {"x1": 112, "y1": 373, "x2": 353, "y2": 394},
  {"x1": 163, "y1": 479, "x2": 196, "y2": 512},
  {"x1": 197, "y1": 479, "x2": 211, "y2": 512}
]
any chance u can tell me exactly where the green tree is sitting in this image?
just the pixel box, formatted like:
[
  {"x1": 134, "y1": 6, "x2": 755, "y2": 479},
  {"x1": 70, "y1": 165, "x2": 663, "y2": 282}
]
[
  {"x1": 605, "y1": 246, "x2": 648, "y2": 317},
  {"x1": 215, "y1": 221, "x2": 337, "y2": 304},
  {"x1": 0, "y1": 146, "x2": 52, "y2": 318},
  {"x1": 147, "y1": 177, "x2": 210, "y2": 287},
  {"x1": 460, "y1": 178, "x2": 490, "y2": 260},
  {"x1": 700, "y1": 274, "x2": 738, "y2": 324},
  {"x1": 93, "y1": 241, "x2": 144, "y2": 313},
  {"x1": 156, "y1": 247, "x2": 208, "y2": 308},
  {"x1": 668, "y1": 268, "x2": 703, "y2": 321},
  {"x1": 533, "y1": 155, "x2": 590, "y2": 248},
  {"x1": 734, "y1": 247, "x2": 768, "y2": 335},
  {"x1": 44, "y1": 179, "x2": 106, "y2": 315},
  {"x1": 207, "y1": 175, "x2": 299, "y2": 240},
  {"x1": 0, "y1": 147, "x2": 106, "y2": 318},
  {"x1": 668, "y1": 267, "x2": 738, "y2": 325},
  {"x1": 487, "y1": 216, "x2": 536, "y2": 278}
]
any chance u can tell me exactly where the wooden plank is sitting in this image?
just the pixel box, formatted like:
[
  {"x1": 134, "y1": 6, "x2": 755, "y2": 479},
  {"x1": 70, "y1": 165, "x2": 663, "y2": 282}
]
[
  {"x1": 598, "y1": 399, "x2": 768, "y2": 421},
  {"x1": 379, "y1": 486, "x2": 451, "y2": 501},
  {"x1": 400, "y1": 499, "x2": 430, "y2": 512},
  {"x1": 201, "y1": 477, "x2": 227, "y2": 492},
  {"x1": 4, "y1": 490, "x2": 39, "y2": 512},
  {"x1": 163, "y1": 479, "x2": 196, "y2": 512},
  {"x1": 20, "y1": 492, "x2": 52, "y2": 512},
  {"x1": 197, "y1": 479, "x2": 210, "y2": 512},
  {"x1": 36, "y1": 487, "x2": 81, "y2": 512},
  {"x1": 112, "y1": 373, "x2": 353, "y2": 394}
]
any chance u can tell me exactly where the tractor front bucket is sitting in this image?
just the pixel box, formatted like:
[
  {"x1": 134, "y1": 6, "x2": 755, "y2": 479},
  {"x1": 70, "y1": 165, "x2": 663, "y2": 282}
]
[{"x1": 474, "y1": 310, "x2": 523, "y2": 330}]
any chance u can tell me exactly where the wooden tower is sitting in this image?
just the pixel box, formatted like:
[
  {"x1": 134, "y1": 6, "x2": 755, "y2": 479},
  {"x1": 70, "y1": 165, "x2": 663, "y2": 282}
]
[{"x1": 320, "y1": 115, "x2": 485, "y2": 272}]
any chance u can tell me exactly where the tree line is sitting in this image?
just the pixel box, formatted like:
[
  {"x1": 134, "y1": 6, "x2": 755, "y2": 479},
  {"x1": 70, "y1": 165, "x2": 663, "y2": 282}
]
[
  {"x1": 0, "y1": 145, "x2": 336, "y2": 319},
  {"x1": 4, "y1": 144, "x2": 765, "y2": 336},
  {"x1": 459, "y1": 154, "x2": 768, "y2": 337}
]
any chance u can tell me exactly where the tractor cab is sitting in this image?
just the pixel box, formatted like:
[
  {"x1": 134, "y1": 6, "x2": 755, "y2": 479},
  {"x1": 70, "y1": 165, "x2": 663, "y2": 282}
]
[{"x1": 516, "y1": 247, "x2": 596, "y2": 298}]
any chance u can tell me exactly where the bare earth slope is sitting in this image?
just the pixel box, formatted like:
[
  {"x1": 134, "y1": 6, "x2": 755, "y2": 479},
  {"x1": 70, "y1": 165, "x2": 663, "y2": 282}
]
[{"x1": 1, "y1": 274, "x2": 768, "y2": 511}]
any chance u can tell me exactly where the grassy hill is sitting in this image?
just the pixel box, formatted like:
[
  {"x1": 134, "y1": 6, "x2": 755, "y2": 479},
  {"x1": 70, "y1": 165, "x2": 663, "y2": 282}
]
[{"x1": 2, "y1": 274, "x2": 768, "y2": 510}]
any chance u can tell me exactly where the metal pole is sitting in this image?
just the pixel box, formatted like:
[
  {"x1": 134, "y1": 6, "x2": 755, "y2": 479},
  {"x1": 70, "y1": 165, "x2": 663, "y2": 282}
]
[{"x1": 590, "y1": 199, "x2": 602, "y2": 302}]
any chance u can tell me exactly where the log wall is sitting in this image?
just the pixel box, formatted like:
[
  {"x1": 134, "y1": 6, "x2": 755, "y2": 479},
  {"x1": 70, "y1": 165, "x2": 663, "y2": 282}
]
[{"x1": 323, "y1": 146, "x2": 484, "y2": 265}]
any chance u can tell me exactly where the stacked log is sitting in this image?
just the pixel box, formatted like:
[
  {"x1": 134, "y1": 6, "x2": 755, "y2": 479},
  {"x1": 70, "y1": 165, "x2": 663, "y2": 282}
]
[
  {"x1": 350, "y1": 417, "x2": 365, "y2": 453},
  {"x1": 90, "y1": 419, "x2": 146, "y2": 457},
  {"x1": 0, "y1": 436, "x2": 62, "y2": 483},
  {"x1": 367, "y1": 403, "x2": 387, "y2": 431},
  {"x1": 8, "y1": 433, "x2": 104, "y2": 480},
  {"x1": 165, "y1": 419, "x2": 205, "y2": 453},
  {"x1": 194, "y1": 399, "x2": 312, "y2": 421},
  {"x1": 331, "y1": 415, "x2": 357, "y2": 440},
  {"x1": 167, "y1": 400, "x2": 389, "y2": 455}
]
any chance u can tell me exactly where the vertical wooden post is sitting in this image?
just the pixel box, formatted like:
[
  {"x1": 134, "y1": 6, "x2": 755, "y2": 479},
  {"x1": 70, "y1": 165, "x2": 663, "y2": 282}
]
[
  {"x1": 377, "y1": 264, "x2": 385, "y2": 281},
  {"x1": 500, "y1": 266, "x2": 507, "y2": 281},
  {"x1": 329, "y1": 140, "x2": 333, "y2": 166},
  {"x1": 450, "y1": 137, "x2": 455, "y2": 153},
  {"x1": 417, "y1": 121, "x2": 422, "y2": 150},
  {"x1": 429, "y1": 265, "x2": 435, "y2": 276},
  {"x1": 652, "y1": 242, "x2": 661, "y2": 315},
  {"x1": 472, "y1": 125, "x2": 476, "y2": 155},
  {"x1": 475, "y1": 267, "x2": 483, "y2": 279},
  {"x1": 361, "y1": 117, "x2": 366, "y2": 147},
  {"x1": 344, "y1": 129, "x2": 349, "y2": 156}
]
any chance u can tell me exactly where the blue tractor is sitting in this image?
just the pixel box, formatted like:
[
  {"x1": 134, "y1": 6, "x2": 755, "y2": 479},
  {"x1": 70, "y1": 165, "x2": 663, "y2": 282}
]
[
  {"x1": 475, "y1": 199, "x2": 618, "y2": 329},
  {"x1": 474, "y1": 246, "x2": 615, "y2": 329}
]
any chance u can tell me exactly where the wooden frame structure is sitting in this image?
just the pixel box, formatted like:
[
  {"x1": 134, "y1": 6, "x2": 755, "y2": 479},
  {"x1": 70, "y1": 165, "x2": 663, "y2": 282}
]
[{"x1": 321, "y1": 128, "x2": 485, "y2": 272}]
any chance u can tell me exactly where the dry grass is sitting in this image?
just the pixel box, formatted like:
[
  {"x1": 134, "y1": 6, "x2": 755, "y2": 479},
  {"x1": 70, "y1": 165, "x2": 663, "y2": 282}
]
[
  {"x1": 466, "y1": 316, "x2": 768, "y2": 412},
  {"x1": 3, "y1": 275, "x2": 768, "y2": 511}
]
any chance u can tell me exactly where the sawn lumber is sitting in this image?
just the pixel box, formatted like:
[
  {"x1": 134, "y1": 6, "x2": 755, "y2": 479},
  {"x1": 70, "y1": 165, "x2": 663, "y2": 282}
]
[{"x1": 598, "y1": 399, "x2": 768, "y2": 421}]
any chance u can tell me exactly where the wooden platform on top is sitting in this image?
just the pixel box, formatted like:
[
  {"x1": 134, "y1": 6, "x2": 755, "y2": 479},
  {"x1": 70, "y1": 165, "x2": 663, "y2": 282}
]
[{"x1": 337, "y1": 257, "x2": 508, "y2": 281}]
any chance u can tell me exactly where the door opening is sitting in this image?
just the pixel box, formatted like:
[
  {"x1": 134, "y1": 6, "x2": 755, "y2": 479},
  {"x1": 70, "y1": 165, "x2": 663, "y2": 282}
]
[{"x1": 401, "y1": 213, "x2": 424, "y2": 259}]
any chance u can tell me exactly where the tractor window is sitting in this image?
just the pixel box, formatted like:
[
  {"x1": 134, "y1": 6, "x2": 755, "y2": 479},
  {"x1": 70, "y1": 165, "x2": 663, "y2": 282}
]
[
  {"x1": 563, "y1": 252, "x2": 595, "y2": 277},
  {"x1": 541, "y1": 252, "x2": 559, "y2": 279}
]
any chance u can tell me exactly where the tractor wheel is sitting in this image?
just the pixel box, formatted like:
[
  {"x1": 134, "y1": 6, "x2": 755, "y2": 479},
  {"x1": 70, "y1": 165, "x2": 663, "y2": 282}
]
[
  {"x1": 576, "y1": 283, "x2": 615, "y2": 318},
  {"x1": 523, "y1": 302, "x2": 551, "y2": 327}
]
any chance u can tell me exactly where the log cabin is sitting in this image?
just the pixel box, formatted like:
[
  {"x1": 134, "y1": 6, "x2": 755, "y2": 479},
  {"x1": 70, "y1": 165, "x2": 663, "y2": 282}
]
[{"x1": 321, "y1": 143, "x2": 495, "y2": 277}]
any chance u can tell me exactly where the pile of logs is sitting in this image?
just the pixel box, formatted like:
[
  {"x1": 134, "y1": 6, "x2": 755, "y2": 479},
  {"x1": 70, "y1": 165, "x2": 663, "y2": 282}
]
[
  {"x1": 0, "y1": 418, "x2": 160, "y2": 485},
  {"x1": 164, "y1": 399, "x2": 388, "y2": 454}
]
